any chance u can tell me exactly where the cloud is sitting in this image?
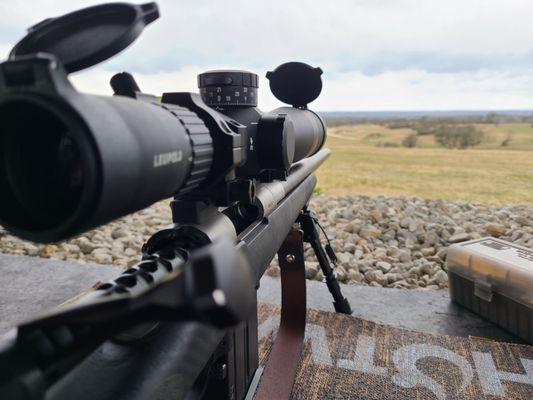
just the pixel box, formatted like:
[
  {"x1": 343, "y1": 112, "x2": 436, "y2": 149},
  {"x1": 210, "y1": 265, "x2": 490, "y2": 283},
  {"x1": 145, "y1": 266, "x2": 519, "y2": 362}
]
[
  {"x1": 3, "y1": 0, "x2": 533, "y2": 110},
  {"x1": 316, "y1": 69, "x2": 533, "y2": 111},
  {"x1": 70, "y1": 65, "x2": 533, "y2": 112}
]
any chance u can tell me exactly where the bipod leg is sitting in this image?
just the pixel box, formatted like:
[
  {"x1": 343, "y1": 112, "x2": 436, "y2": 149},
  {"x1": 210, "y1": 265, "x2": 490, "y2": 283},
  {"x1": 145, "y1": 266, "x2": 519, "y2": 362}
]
[
  {"x1": 297, "y1": 208, "x2": 352, "y2": 314},
  {"x1": 254, "y1": 226, "x2": 306, "y2": 400}
]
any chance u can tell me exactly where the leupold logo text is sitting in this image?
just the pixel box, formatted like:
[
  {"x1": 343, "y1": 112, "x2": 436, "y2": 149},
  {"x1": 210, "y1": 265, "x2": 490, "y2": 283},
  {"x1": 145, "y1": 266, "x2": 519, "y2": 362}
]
[{"x1": 153, "y1": 151, "x2": 183, "y2": 168}]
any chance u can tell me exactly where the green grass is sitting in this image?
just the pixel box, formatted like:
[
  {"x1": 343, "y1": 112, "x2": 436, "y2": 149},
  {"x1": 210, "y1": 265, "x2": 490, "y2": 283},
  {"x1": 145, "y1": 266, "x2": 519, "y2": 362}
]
[
  {"x1": 329, "y1": 123, "x2": 533, "y2": 151},
  {"x1": 317, "y1": 124, "x2": 533, "y2": 205}
]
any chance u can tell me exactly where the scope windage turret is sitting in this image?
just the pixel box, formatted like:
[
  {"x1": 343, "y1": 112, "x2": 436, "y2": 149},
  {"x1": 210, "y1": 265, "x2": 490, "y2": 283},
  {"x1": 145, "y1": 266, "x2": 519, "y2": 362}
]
[{"x1": 0, "y1": 2, "x2": 327, "y2": 244}]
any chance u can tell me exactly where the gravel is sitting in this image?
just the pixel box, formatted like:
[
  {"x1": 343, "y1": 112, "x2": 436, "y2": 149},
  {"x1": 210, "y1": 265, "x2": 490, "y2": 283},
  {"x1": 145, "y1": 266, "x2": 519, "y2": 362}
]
[
  {"x1": 1, "y1": 195, "x2": 531, "y2": 290},
  {"x1": 264, "y1": 195, "x2": 532, "y2": 290},
  {"x1": 0, "y1": 201, "x2": 172, "y2": 268}
]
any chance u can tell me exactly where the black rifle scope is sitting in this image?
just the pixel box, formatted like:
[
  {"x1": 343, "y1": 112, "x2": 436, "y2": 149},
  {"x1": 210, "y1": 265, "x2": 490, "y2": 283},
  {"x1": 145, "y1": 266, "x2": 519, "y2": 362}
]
[{"x1": 0, "y1": 2, "x2": 326, "y2": 243}]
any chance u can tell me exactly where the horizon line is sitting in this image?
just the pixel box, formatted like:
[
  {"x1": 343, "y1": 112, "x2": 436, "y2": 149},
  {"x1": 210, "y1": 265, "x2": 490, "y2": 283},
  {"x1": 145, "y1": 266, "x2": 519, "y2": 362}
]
[{"x1": 318, "y1": 109, "x2": 533, "y2": 114}]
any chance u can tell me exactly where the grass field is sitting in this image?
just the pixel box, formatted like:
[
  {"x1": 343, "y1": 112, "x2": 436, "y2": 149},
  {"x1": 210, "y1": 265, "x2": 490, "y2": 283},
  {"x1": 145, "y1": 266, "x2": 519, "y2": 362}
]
[{"x1": 316, "y1": 123, "x2": 533, "y2": 205}]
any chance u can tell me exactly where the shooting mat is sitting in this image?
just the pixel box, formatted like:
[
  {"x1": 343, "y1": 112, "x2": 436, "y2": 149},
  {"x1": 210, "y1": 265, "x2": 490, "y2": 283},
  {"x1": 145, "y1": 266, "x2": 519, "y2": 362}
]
[{"x1": 257, "y1": 303, "x2": 533, "y2": 400}]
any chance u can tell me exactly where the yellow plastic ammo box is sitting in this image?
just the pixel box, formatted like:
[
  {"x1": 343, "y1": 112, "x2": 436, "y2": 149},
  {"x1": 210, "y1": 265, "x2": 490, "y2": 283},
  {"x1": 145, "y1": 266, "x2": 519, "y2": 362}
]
[{"x1": 447, "y1": 237, "x2": 533, "y2": 344}]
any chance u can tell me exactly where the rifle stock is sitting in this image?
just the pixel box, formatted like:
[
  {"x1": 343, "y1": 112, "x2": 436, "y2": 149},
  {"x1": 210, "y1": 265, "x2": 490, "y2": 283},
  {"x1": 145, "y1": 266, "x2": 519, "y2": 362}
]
[
  {"x1": 0, "y1": 159, "x2": 322, "y2": 400},
  {"x1": 0, "y1": 3, "x2": 341, "y2": 399}
]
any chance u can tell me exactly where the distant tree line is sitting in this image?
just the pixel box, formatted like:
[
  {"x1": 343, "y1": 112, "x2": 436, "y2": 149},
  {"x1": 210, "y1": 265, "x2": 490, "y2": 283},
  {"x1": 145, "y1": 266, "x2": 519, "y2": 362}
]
[
  {"x1": 322, "y1": 112, "x2": 533, "y2": 127},
  {"x1": 324, "y1": 112, "x2": 525, "y2": 150}
]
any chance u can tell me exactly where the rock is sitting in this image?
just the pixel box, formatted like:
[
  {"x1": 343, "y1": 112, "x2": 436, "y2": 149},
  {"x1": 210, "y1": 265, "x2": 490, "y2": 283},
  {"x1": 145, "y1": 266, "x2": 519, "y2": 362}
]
[
  {"x1": 124, "y1": 247, "x2": 137, "y2": 257},
  {"x1": 325, "y1": 228, "x2": 337, "y2": 239},
  {"x1": 398, "y1": 250, "x2": 412, "y2": 263},
  {"x1": 425, "y1": 231, "x2": 440, "y2": 246},
  {"x1": 386, "y1": 247, "x2": 399, "y2": 257},
  {"x1": 391, "y1": 279, "x2": 412, "y2": 289},
  {"x1": 266, "y1": 266, "x2": 280, "y2": 277},
  {"x1": 373, "y1": 249, "x2": 387, "y2": 260},
  {"x1": 385, "y1": 272, "x2": 403, "y2": 284},
  {"x1": 448, "y1": 233, "x2": 470, "y2": 243},
  {"x1": 305, "y1": 261, "x2": 320, "y2": 279},
  {"x1": 429, "y1": 270, "x2": 449, "y2": 287},
  {"x1": 344, "y1": 222, "x2": 356, "y2": 233},
  {"x1": 111, "y1": 227, "x2": 129, "y2": 239},
  {"x1": 360, "y1": 226, "x2": 381, "y2": 240},
  {"x1": 353, "y1": 249, "x2": 364, "y2": 260},
  {"x1": 435, "y1": 270, "x2": 448, "y2": 283},
  {"x1": 453, "y1": 226, "x2": 465, "y2": 234},
  {"x1": 421, "y1": 247, "x2": 436, "y2": 257},
  {"x1": 74, "y1": 237, "x2": 96, "y2": 254},
  {"x1": 39, "y1": 245, "x2": 58, "y2": 258},
  {"x1": 23, "y1": 243, "x2": 40, "y2": 256},
  {"x1": 400, "y1": 218, "x2": 410, "y2": 229},
  {"x1": 315, "y1": 269, "x2": 324, "y2": 282},
  {"x1": 408, "y1": 219, "x2": 421, "y2": 232},
  {"x1": 93, "y1": 252, "x2": 113, "y2": 264},
  {"x1": 337, "y1": 252, "x2": 352, "y2": 265},
  {"x1": 1, "y1": 195, "x2": 532, "y2": 291},
  {"x1": 335, "y1": 266, "x2": 347, "y2": 282},
  {"x1": 61, "y1": 243, "x2": 80, "y2": 253},
  {"x1": 357, "y1": 261, "x2": 373, "y2": 274},
  {"x1": 364, "y1": 270, "x2": 388, "y2": 286},
  {"x1": 484, "y1": 223, "x2": 507, "y2": 237},
  {"x1": 375, "y1": 261, "x2": 392, "y2": 273},
  {"x1": 348, "y1": 269, "x2": 364, "y2": 283},
  {"x1": 343, "y1": 243, "x2": 357, "y2": 254},
  {"x1": 515, "y1": 216, "x2": 530, "y2": 227},
  {"x1": 404, "y1": 237, "x2": 417, "y2": 249},
  {"x1": 369, "y1": 209, "x2": 383, "y2": 222},
  {"x1": 91, "y1": 247, "x2": 110, "y2": 256}
]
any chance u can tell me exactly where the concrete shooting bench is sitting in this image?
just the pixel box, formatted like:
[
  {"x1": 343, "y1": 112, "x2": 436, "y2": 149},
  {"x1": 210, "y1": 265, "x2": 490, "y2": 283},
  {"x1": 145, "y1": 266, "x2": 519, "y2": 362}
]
[{"x1": 2, "y1": 253, "x2": 531, "y2": 400}]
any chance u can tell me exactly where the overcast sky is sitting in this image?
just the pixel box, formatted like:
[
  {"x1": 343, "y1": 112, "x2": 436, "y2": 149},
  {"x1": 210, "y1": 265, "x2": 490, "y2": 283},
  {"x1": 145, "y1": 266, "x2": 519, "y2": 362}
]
[{"x1": 1, "y1": 0, "x2": 533, "y2": 111}]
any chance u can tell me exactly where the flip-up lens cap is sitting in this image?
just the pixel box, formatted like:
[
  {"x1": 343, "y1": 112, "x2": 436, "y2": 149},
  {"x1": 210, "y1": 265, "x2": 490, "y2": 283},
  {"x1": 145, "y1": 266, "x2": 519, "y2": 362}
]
[{"x1": 9, "y1": 2, "x2": 159, "y2": 73}]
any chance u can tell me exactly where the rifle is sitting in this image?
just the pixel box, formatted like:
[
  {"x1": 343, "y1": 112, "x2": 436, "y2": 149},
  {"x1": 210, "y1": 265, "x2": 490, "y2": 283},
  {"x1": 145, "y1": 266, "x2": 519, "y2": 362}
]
[{"x1": 0, "y1": 3, "x2": 351, "y2": 399}]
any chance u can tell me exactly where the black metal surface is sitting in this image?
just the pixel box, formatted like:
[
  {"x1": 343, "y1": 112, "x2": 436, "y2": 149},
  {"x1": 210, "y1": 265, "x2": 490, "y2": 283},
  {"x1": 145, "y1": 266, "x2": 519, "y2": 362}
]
[
  {"x1": 0, "y1": 55, "x2": 324, "y2": 242},
  {"x1": 110, "y1": 72, "x2": 141, "y2": 97},
  {"x1": 266, "y1": 62, "x2": 323, "y2": 108},
  {"x1": 48, "y1": 320, "x2": 224, "y2": 400},
  {"x1": 0, "y1": 237, "x2": 256, "y2": 400},
  {"x1": 0, "y1": 4, "x2": 333, "y2": 399},
  {"x1": 198, "y1": 70, "x2": 259, "y2": 107},
  {"x1": 36, "y1": 175, "x2": 317, "y2": 400},
  {"x1": 240, "y1": 175, "x2": 317, "y2": 282},
  {"x1": 196, "y1": 298, "x2": 259, "y2": 400},
  {"x1": 298, "y1": 209, "x2": 352, "y2": 314},
  {"x1": 0, "y1": 56, "x2": 212, "y2": 242}
]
